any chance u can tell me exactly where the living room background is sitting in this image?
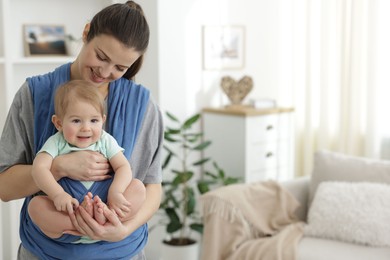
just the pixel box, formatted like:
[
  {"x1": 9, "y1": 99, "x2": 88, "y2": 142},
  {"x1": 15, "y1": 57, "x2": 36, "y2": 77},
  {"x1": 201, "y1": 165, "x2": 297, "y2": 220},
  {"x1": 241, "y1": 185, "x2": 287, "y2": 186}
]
[{"x1": 1, "y1": 0, "x2": 390, "y2": 259}]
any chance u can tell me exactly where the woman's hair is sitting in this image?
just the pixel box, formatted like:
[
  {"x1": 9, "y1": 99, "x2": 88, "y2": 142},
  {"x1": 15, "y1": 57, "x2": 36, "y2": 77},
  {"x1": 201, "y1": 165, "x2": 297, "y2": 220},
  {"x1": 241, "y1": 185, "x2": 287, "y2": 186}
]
[
  {"x1": 54, "y1": 80, "x2": 105, "y2": 119},
  {"x1": 87, "y1": 1, "x2": 150, "y2": 80}
]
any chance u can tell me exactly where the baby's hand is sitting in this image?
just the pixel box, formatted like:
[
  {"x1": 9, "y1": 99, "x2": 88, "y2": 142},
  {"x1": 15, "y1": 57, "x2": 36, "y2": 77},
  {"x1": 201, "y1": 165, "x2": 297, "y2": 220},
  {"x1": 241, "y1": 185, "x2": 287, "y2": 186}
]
[
  {"x1": 53, "y1": 192, "x2": 79, "y2": 214},
  {"x1": 107, "y1": 192, "x2": 131, "y2": 218}
]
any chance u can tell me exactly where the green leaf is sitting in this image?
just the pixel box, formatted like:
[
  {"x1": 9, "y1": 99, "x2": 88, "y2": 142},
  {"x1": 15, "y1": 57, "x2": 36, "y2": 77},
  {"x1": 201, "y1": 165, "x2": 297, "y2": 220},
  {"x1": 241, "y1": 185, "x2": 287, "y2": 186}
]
[
  {"x1": 190, "y1": 223, "x2": 203, "y2": 234},
  {"x1": 167, "y1": 221, "x2": 182, "y2": 233},
  {"x1": 184, "y1": 133, "x2": 202, "y2": 143},
  {"x1": 193, "y1": 140, "x2": 211, "y2": 151},
  {"x1": 197, "y1": 181, "x2": 210, "y2": 194},
  {"x1": 162, "y1": 152, "x2": 172, "y2": 169},
  {"x1": 164, "y1": 133, "x2": 179, "y2": 142},
  {"x1": 182, "y1": 114, "x2": 200, "y2": 130},
  {"x1": 205, "y1": 171, "x2": 218, "y2": 180},
  {"x1": 165, "y1": 127, "x2": 181, "y2": 135},
  {"x1": 166, "y1": 111, "x2": 179, "y2": 122},
  {"x1": 172, "y1": 171, "x2": 193, "y2": 185},
  {"x1": 224, "y1": 177, "x2": 241, "y2": 185},
  {"x1": 192, "y1": 157, "x2": 210, "y2": 166},
  {"x1": 165, "y1": 208, "x2": 180, "y2": 222},
  {"x1": 185, "y1": 187, "x2": 195, "y2": 215}
]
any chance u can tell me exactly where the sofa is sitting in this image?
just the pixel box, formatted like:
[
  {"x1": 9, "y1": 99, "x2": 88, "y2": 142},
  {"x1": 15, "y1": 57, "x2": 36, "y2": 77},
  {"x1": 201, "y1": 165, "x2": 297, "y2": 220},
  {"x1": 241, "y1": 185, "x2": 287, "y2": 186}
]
[{"x1": 201, "y1": 150, "x2": 390, "y2": 260}]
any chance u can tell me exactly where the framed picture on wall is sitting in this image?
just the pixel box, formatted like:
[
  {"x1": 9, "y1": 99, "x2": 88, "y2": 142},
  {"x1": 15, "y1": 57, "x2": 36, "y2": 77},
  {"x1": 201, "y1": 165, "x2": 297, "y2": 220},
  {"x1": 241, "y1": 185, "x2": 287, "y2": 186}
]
[
  {"x1": 202, "y1": 25, "x2": 245, "y2": 70},
  {"x1": 23, "y1": 24, "x2": 67, "y2": 56}
]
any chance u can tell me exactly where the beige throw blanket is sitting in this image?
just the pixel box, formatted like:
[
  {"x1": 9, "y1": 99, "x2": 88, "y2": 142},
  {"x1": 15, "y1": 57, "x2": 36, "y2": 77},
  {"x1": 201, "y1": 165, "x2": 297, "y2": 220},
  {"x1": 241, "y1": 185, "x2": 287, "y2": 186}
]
[{"x1": 200, "y1": 180, "x2": 304, "y2": 260}]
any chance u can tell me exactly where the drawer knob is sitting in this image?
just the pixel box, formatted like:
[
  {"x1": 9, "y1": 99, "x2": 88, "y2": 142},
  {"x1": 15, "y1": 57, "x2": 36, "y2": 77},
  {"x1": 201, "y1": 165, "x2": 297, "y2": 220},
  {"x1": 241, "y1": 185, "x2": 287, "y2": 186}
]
[
  {"x1": 266, "y1": 152, "x2": 273, "y2": 157},
  {"x1": 266, "y1": 125, "x2": 274, "y2": 131}
]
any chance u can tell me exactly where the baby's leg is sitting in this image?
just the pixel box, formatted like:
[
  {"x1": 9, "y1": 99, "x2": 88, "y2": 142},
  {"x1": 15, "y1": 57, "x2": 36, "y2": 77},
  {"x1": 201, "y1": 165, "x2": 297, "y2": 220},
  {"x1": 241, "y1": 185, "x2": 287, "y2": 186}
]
[
  {"x1": 28, "y1": 196, "x2": 74, "y2": 239},
  {"x1": 122, "y1": 179, "x2": 146, "y2": 218}
]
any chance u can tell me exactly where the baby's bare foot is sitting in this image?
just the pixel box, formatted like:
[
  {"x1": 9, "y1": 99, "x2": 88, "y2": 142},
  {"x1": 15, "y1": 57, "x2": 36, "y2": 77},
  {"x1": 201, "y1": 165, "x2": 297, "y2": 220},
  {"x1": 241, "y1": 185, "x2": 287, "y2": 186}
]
[
  {"x1": 81, "y1": 192, "x2": 94, "y2": 218},
  {"x1": 93, "y1": 195, "x2": 107, "y2": 225}
]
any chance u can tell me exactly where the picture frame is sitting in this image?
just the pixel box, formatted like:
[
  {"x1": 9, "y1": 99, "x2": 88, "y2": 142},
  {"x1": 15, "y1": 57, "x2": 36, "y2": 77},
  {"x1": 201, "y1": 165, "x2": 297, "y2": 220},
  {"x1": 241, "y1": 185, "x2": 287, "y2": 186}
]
[
  {"x1": 202, "y1": 25, "x2": 245, "y2": 70},
  {"x1": 23, "y1": 24, "x2": 67, "y2": 56}
]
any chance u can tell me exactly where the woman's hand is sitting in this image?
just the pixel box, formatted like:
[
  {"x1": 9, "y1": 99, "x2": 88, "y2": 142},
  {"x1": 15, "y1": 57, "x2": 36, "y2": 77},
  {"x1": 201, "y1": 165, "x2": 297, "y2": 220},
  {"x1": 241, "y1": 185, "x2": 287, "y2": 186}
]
[
  {"x1": 66, "y1": 200, "x2": 132, "y2": 242},
  {"x1": 51, "y1": 150, "x2": 111, "y2": 181},
  {"x1": 65, "y1": 184, "x2": 162, "y2": 242}
]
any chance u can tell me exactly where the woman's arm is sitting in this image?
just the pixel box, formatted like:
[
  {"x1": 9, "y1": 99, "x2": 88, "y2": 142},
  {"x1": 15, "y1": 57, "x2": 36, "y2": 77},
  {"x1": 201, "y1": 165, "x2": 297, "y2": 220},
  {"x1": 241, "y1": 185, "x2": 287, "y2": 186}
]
[
  {"x1": 0, "y1": 151, "x2": 112, "y2": 203},
  {"x1": 67, "y1": 183, "x2": 162, "y2": 241},
  {"x1": 0, "y1": 165, "x2": 39, "y2": 202}
]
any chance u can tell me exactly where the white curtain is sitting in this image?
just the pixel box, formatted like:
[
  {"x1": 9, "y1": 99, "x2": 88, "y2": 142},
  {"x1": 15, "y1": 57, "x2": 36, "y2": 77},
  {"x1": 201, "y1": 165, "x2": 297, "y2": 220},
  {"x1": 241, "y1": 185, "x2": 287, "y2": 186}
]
[{"x1": 282, "y1": 0, "x2": 390, "y2": 176}]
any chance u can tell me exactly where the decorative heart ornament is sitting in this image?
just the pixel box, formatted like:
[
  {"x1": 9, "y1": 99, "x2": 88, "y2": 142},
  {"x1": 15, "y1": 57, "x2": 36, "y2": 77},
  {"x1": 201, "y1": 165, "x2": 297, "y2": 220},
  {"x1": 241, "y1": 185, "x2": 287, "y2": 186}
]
[{"x1": 220, "y1": 76, "x2": 253, "y2": 105}]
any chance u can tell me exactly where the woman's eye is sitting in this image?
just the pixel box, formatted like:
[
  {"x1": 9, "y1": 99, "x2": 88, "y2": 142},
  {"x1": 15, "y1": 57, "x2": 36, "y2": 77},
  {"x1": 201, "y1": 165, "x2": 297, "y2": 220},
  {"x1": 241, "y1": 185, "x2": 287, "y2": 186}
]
[
  {"x1": 116, "y1": 66, "x2": 125, "y2": 72},
  {"x1": 97, "y1": 54, "x2": 106, "y2": 61}
]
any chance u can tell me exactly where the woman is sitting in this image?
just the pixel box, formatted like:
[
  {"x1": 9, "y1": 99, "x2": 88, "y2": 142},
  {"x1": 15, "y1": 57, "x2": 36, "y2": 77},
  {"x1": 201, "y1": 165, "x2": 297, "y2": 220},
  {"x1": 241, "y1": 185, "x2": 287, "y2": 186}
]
[{"x1": 0, "y1": 1, "x2": 163, "y2": 259}]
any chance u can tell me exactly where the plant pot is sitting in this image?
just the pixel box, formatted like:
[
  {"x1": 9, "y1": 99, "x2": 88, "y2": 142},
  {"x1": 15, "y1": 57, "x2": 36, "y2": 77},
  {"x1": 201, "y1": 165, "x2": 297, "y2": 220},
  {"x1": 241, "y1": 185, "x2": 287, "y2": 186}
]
[{"x1": 161, "y1": 238, "x2": 199, "y2": 260}]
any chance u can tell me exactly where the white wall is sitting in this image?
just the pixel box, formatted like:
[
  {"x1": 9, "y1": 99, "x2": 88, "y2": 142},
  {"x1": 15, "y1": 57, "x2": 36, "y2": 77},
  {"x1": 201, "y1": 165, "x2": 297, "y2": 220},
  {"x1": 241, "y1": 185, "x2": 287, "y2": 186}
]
[{"x1": 157, "y1": 0, "x2": 293, "y2": 118}]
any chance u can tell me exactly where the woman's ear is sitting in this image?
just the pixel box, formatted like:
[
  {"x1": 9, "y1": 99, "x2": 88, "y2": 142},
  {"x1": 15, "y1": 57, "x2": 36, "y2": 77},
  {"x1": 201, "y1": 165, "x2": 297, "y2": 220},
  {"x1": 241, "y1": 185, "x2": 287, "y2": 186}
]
[
  {"x1": 82, "y1": 23, "x2": 90, "y2": 43},
  {"x1": 52, "y1": 115, "x2": 63, "y2": 131}
]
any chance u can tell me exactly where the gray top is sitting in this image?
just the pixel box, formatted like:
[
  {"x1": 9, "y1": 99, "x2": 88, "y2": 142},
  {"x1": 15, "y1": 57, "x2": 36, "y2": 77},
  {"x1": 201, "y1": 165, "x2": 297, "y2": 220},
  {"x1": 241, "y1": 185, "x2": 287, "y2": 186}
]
[{"x1": 0, "y1": 82, "x2": 163, "y2": 184}]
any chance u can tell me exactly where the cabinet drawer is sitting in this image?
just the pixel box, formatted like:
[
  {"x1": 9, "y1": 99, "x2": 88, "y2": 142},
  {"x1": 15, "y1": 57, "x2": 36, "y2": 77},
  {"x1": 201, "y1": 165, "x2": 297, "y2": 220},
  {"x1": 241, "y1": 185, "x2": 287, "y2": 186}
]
[
  {"x1": 247, "y1": 114, "x2": 279, "y2": 142},
  {"x1": 247, "y1": 142, "x2": 278, "y2": 171}
]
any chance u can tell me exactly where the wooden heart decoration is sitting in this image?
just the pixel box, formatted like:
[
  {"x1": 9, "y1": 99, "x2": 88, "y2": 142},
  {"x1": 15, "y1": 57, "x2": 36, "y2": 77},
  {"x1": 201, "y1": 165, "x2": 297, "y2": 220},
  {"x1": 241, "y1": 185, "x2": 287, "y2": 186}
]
[{"x1": 221, "y1": 76, "x2": 253, "y2": 105}]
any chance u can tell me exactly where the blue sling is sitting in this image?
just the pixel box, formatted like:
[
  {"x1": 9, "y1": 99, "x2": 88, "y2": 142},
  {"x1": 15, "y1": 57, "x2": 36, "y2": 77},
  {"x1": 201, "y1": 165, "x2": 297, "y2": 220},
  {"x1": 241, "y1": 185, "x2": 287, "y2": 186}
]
[{"x1": 19, "y1": 63, "x2": 150, "y2": 260}]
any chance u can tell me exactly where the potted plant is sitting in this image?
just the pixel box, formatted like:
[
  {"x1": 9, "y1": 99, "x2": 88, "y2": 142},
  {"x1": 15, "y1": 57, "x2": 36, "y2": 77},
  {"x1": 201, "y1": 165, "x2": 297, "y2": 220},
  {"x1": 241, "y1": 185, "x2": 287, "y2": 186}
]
[{"x1": 158, "y1": 111, "x2": 239, "y2": 259}]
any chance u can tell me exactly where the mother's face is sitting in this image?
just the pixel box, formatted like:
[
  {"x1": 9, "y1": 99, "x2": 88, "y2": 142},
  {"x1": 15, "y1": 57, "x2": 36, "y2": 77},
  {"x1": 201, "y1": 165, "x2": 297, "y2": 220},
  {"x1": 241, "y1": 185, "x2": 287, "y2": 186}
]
[{"x1": 71, "y1": 28, "x2": 141, "y2": 87}]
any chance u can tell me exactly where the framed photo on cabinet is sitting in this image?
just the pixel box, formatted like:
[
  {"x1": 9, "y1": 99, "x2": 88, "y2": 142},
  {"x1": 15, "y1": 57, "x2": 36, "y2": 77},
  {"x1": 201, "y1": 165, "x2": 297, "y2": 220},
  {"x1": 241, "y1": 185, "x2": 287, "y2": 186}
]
[
  {"x1": 202, "y1": 25, "x2": 245, "y2": 70},
  {"x1": 23, "y1": 24, "x2": 67, "y2": 56}
]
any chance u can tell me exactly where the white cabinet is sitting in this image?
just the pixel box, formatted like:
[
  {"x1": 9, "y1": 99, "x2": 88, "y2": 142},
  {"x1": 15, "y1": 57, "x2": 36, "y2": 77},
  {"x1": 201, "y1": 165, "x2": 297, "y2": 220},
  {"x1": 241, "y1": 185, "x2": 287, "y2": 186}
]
[
  {"x1": 0, "y1": 0, "x2": 116, "y2": 134},
  {"x1": 202, "y1": 106, "x2": 295, "y2": 183}
]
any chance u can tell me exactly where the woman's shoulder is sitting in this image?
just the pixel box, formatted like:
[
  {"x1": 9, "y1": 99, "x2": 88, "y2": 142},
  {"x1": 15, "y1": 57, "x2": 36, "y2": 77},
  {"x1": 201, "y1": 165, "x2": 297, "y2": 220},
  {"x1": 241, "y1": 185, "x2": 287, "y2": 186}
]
[{"x1": 11, "y1": 81, "x2": 33, "y2": 108}]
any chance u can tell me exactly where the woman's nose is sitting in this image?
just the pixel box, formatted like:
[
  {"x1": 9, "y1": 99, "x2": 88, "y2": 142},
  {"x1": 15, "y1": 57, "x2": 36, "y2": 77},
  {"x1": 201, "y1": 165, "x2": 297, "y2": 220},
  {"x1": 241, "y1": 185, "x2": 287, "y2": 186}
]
[{"x1": 100, "y1": 64, "x2": 113, "y2": 78}]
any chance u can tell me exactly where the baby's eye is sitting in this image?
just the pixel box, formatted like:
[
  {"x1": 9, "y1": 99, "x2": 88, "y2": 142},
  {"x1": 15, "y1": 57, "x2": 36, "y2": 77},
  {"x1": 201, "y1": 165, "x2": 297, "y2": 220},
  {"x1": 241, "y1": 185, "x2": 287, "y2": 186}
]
[
  {"x1": 72, "y1": 119, "x2": 81, "y2": 123},
  {"x1": 91, "y1": 119, "x2": 99, "y2": 123}
]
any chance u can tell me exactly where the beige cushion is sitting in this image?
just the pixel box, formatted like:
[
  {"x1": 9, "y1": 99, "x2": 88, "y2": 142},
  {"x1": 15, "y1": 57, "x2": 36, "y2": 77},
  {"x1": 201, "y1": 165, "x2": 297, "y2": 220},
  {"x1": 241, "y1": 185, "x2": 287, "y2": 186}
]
[
  {"x1": 309, "y1": 150, "x2": 390, "y2": 205},
  {"x1": 304, "y1": 181, "x2": 390, "y2": 247}
]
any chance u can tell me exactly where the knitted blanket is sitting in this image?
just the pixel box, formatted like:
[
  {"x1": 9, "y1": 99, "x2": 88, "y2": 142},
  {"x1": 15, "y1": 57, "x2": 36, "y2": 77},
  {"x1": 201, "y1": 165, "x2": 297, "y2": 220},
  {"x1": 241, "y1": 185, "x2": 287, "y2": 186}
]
[{"x1": 200, "y1": 180, "x2": 304, "y2": 260}]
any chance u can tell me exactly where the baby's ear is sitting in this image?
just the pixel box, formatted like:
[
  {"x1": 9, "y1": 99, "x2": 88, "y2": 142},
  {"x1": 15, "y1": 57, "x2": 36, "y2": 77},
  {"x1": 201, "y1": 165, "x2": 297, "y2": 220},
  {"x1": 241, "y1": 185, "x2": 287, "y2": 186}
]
[
  {"x1": 102, "y1": 114, "x2": 107, "y2": 124},
  {"x1": 52, "y1": 115, "x2": 63, "y2": 131}
]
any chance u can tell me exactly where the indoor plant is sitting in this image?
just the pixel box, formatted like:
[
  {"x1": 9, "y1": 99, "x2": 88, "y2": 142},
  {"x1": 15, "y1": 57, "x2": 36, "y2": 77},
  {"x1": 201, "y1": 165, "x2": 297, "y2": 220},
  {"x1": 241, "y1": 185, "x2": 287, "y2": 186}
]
[{"x1": 159, "y1": 111, "x2": 239, "y2": 251}]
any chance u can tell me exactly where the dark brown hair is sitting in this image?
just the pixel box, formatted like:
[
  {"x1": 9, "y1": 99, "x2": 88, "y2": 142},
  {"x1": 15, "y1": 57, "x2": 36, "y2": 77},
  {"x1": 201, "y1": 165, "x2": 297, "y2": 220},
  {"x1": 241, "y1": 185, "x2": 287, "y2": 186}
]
[
  {"x1": 54, "y1": 80, "x2": 104, "y2": 119},
  {"x1": 86, "y1": 1, "x2": 150, "y2": 80}
]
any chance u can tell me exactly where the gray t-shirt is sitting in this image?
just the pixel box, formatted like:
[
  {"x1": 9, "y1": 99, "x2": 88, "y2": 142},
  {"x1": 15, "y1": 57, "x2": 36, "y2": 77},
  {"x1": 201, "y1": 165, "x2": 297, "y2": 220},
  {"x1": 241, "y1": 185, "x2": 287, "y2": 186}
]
[{"x1": 0, "y1": 82, "x2": 163, "y2": 184}]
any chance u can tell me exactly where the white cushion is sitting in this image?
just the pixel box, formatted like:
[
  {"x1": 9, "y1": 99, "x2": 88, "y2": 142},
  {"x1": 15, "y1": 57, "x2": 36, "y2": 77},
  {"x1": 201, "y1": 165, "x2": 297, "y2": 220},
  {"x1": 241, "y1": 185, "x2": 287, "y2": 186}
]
[
  {"x1": 309, "y1": 150, "x2": 390, "y2": 205},
  {"x1": 298, "y1": 237, "x2": 390, "y2": 260},
  {"x1": 304, "y1": 181, "x2": 390, "y2": 247}
]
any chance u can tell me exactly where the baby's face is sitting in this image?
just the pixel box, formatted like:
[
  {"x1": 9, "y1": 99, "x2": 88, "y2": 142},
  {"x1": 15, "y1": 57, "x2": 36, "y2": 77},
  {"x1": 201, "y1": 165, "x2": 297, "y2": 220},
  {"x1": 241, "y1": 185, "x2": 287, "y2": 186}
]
[{"x1": 60, "y1": 100, "x2": 104, "y2": 148}]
